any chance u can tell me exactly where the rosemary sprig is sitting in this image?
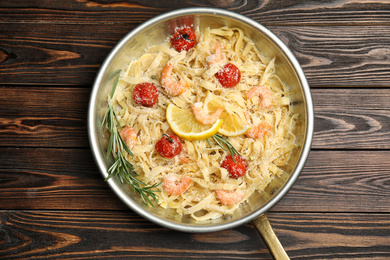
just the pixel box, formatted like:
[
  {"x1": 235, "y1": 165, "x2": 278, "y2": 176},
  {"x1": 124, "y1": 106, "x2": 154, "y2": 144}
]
[
  {"x1": 101, "y1": 70, "x2": 160, "y2": 206},
  {"x1": 209, "y1": 134, "x2": 240, "y2": 162}
]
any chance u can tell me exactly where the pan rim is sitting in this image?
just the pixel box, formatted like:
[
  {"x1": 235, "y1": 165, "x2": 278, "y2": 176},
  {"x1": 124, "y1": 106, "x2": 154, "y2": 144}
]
[{"x1": 88, "y1": 7, "x2": 314, "y2": 233}]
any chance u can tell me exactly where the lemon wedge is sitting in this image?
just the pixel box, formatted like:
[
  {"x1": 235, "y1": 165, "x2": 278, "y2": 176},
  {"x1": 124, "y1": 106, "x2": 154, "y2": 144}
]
[
  {"x1": 166, "y1": 103, "x2": 223, "y2": 141},
  {"x1": 203, "y1": 91, "x2": 250, "y2": 136}
]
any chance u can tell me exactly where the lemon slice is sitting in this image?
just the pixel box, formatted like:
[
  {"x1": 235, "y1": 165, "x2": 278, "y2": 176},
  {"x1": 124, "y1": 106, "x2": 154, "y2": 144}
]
[
  {"x1": 166, "y1": 103, "x2": 223, "y2": 141},
  {"x1": 203, "y1": 92, "x2": 250, "y2": 136}
]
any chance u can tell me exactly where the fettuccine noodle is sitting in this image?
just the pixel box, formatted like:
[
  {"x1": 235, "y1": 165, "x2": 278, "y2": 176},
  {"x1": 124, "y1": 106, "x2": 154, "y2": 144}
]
[{"x1": 110, "y1": 26, "x2": 298, "y2": 221}]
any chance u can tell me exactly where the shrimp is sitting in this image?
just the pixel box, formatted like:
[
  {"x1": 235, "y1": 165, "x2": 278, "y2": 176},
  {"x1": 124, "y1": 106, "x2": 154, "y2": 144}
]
[
  {"x1": 247, "y1": 85, "x2": 273, "y2": 108},
  {"x1": 207, "y1": 40, "x2": 223, "y2": 66},
  {"x1": 246, "y1": 121, "x2": 271, "y2": 139},
  {"x1": 244, "y1": 113, "x2": 271, "y2": 139},
  {"x1": 178, "y1": 153, "x2": 190, "y2": 164},
  {"x1": 215, "y1": 189, "x2": 245, "y2": 205},
  {"x1": 119, "y1": 126, "x2": 137, "y2": 148},
  {"x1": 178, "y1": 143, "x2": 190, "y2": 164},
  {"x1": 161, "y1": 63, "x2": 188, "y2": 96},
  {"x1": 163, "y1": 175, "x2": 191, "y2": 195},
  {"x1": 192, "y1": 102, "x2": 223, "y2": 125}
]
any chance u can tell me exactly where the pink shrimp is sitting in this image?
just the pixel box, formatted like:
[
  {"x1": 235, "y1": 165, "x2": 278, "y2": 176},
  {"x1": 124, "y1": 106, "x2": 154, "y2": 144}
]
[
  {"x1": 207, "y1": 40, "x2": 223, "y2": 66},
  {"x1": 161, "y1": 63, "x2": 188, "y2": 96},
  {"x1": 178, "y1": 153, "x2": 190, "y2": 164},
  {"x1": 246, "y1": 121, "x2": 271, "y2": 139},
  {"x1": 163, "y1": 175, "x2": 191, "y2": 195},
  {"x1": 119, "y1": 126, "x2": 137, "y2": 148},
  {"x1": 191, "y1": 102, "x2": 223, "y2": 125},
  {"x1": 247, "y1": 85, "x2": 273, "y2": 108},
  {"x1": 215, "y1": 189, "x2": 245, "y2": 205},
  {"x1": 244, "y1": 112, "x2": 271, "y2": 139},
  {"x1": 244, "y1": 112, "x2": 251, "y2": 123},
  {"x1": 178, "y1": 143, "x2": 190, "y2": 164}
]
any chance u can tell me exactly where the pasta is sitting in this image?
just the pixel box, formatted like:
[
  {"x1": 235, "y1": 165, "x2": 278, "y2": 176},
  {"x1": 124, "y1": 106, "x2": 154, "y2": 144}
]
[{"x1": 110, "y1": 26, "x2": 298, "y2": 221}]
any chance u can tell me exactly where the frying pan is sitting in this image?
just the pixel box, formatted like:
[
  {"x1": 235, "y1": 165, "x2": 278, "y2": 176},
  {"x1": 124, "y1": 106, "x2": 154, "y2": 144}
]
[{"x1": 88, "y1": 8, "x2": 314, "y2": 259}]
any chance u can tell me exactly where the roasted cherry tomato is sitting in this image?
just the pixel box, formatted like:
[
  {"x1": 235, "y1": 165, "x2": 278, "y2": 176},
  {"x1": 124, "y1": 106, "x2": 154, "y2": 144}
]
[
  {"x1": 215, "y1": 63, "x2": 241, "y2": 88},
  {"x1": 155, "y1": 134, "x2": 182, "y2": 159},
  {"x1": 132, "y1": 82, "x2": 158, "y2": 107},
  {"x1": 221, "y1": 154, "x2": 247, "y2": 178},
  {"x1": 170, "y1": 27, "x2": 197, "y2": 52}
]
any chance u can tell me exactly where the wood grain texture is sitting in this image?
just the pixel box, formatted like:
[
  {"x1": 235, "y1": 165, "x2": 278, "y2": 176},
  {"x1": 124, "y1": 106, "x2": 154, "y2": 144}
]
[
  {"x1": 0, "y1": 23, "x2": 130, "y2": 86},
  {"x1": 271, "y1": 26, "x2": 390, "y2": 87},
  {"x1": 0, "y1": 10, "x2": 389, "y2": 86},
  {"x1": 0, "y1": 0, "x2": 389, "y2": 25},
  {"x1": 1, "y1": 87, "x2": 389, "y2": 149},
  {"x1": 0, "y1": 147, "x2": 127, "y2": 210},
  {"x1": 0, "y1": 148, "x2": 389, "y2": 212},
  {"x1": 0, "y1": 86, "x2": 89, "y2": 148},
  {"x1": 0, "y1": 211, "x2": 389, "y2": 259},
  {"x1": 1, "y1": 1, "x2": 389, "y2": 258},
  {"x1": 312, "y1": 88, "x2": 390, "y2": 149},
  {"x1": 276, "y1": 150, "x2": 390, "y2": 213}
]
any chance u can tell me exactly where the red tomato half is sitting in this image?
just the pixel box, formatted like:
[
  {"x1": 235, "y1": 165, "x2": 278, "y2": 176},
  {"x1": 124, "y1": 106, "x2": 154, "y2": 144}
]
[
  {"x1": 170, "y1": 27, "x2": 197, "y2": 52},
  {"x1": 155, "y1": 134, "x2": 182, "y2": 159},
  {"x1": 221, "y1": 154, "x2": 247, "y2": 178},
  {"x1": 132, "y1": 83, "x2": 158, "y2": 107},
  {"x1": 215, "y1": 63, "x2": 241, "y2": 88}
]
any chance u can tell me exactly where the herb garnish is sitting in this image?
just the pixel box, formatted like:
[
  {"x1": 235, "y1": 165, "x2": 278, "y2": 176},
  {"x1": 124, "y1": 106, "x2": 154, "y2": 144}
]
[
  {"x1": 101, "y1": 70, "x2": 160, "y2": 206},
  {"x1": 163, "y1": 134, "x2": 174, "y2": 143},
  {"x1": 174, "y1": 33, "x2": 195, "y2": 42},
  {"x1": 208, "y1": 134, "x2": 240, "y2": 162}
]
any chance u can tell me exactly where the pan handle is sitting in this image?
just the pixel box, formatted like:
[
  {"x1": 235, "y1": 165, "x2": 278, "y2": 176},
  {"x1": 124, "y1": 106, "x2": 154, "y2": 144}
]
[{"x1": 252, "y1": 213, "x2": 290, "y2": 260}]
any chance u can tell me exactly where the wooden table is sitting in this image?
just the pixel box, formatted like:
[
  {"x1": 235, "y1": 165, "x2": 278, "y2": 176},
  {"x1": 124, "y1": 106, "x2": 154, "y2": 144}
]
[{"x1": 1, "y1": 1, "x2": 389, "y2": 259}]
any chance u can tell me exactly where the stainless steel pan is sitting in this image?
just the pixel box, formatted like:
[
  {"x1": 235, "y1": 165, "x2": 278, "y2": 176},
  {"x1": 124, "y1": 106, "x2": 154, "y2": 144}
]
[{"x1": 88, "y1": 8, "x2": 314, "y2": 259}]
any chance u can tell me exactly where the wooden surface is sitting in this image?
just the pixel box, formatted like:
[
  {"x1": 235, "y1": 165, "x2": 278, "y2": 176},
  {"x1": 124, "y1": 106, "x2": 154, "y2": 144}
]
[{"x1": 0, "y1": 0, "x2": 389, "y2": 259}]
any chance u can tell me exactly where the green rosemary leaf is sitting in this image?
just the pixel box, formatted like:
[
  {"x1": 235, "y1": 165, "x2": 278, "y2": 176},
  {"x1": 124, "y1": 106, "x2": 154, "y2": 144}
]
[
  {"x1": 102, "y1": 69, "x2": 160, "y2": 207},
  {"x1": 113, "y1": 110, "x2": 122, "y2": 130},
  {"x1": 213, "y1": 136, "x2": 227, "y2": 151},
  {"x1": 110, "y1": 70, "x2": 121, "y2": 98},
  {"x1": 105, "y1": 161, "x2": 119, "y2": 181},
  {"x1": 211, "y1": 134, "x2": 240, "y2": 162},
  {"x1": 111, "y1": 131, "x2": 118, "y2": 158},
  {"x1": 206, "y1": 138, "x2": 212, "y2": 148},
  {"x1": 101, "y1": 108, "x2": 109, "y2": 128},
  {"x1": 107, "y1": 160, "x2": 117, "y2": 173},
  {"x1": 123, "y1": 158, "x2": 135, "y2": 171},
  {"x1": 140, "y1": 192, "x2": 152, "y2": 206},
  {"x1": 118, "y1": 130, "x2": 134, "y2": 156},
  {"x1": 145, "y1": 182, "x2": 162, "y2": 190},
  {"x1": 106, "y1": 132, "x2": 115, "y2": 159}
]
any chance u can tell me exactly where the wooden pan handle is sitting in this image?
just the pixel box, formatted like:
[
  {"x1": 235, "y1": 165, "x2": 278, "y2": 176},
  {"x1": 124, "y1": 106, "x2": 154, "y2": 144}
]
[{"x1": 252, "y1": 213, "x2": 290, "y2": 260}]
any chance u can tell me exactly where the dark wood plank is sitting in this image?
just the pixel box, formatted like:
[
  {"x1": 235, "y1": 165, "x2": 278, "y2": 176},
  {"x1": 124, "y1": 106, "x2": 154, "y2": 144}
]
[
  {"x1": 275, "y1": 150, "x2": 390, "y2": 213},
  {"x1": 0, "y1": 0, "x2": 389, "y2": 25},
  {"x1": 272, "y1": 25, "x2": 390, "y2": 87},
  {"x1": 0, "y1": 147, "x2": 127, "y2": 211},
  {"x1": 1, "y1": 1, "x2": 388, "y2": 259},
  {"x1": 0, "y1": 23, "x2": 389, "y2": 86},
  {"x1": 0, "y1": 211, "x2": 389, "y2": 259},
  {"x1": 0, "y1": 23, "x2": 131, "y2": 86},
  {"x1": 0, "y1": 148, "x2": 389, "y2": 213},
  {"x1": 312, "y1": 88, "x2": 390, "y2": 149},
  {"x1": 0, "y1": 0, "x2": 162, "y2": 24},
  {"x1": 1, "y1": 87, "x2": 390, "y2": 149},
  {"x1": 0, "y1": 86, "x2": 89, "y2": 148}
]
